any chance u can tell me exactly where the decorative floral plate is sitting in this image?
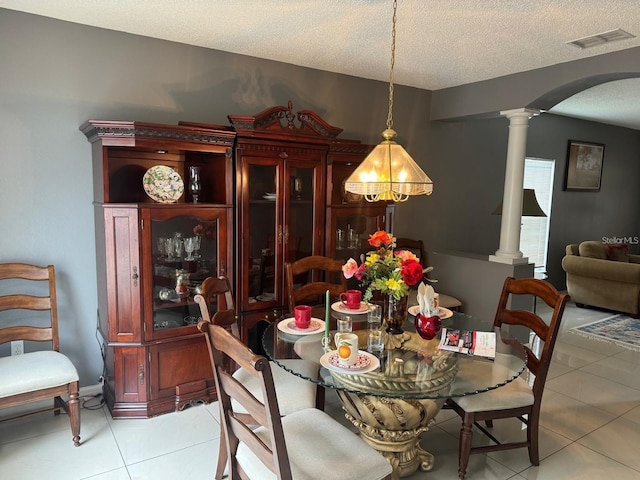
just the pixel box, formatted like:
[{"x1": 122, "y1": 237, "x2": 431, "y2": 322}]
[
  {"x1": 331, "y1": 301, "x2": 370, "y2": 314},
  {"x1": 277, "y1": 318, "x2": 325, "y2": 335},
  {"x1": 320, "y1": 350, "x2": 380, "y2": 374},
  {"x1": 143, "y1": 165, "x2": 184, "y2": 203}
]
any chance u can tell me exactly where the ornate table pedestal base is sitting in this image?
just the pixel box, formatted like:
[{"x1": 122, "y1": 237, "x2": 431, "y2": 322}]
[
  {"x1": 337, "y1": 391, "x2": 445, "y2": 479},
  {"x1": 330, "y1": 332, "x2": 458, "y2": 479}
]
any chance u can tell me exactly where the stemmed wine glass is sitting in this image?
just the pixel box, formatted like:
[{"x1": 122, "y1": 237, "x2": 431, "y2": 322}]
[
  {"x1": 163, "y1": 238, "x2": 175, "y2": 261},
  {"x1": 157, "y1": 238, "x2": 166, "y2": 260},
  {"x1": 184, "y1": 237, "x2": 197, "y2": 261},
  {"x1": 189, "y1": 166, "x2": 202, "y2": 203},
  {"x1": 193, "y1": 235, "x2": 202, "y2": 259}
]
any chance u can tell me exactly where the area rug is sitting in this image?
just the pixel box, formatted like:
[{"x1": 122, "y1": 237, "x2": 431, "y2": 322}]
[{"x1": 571, "y1": 314, "x2": 640, "y2": 352}]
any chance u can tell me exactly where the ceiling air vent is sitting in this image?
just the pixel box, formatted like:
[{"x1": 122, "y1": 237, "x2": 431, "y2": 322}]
[{"x1": 567, "y1": 29, "x2": 636, "y2": 49}]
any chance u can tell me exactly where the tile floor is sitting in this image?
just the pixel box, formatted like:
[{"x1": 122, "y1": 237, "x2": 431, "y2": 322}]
[{"x1": 2, "y1": 301, "x2": 640, "y2": 479}]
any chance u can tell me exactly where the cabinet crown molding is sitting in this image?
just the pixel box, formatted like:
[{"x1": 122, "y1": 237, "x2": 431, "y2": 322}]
[{"x1": 228, "y1": 100, "x2": 343, "y2": 142}]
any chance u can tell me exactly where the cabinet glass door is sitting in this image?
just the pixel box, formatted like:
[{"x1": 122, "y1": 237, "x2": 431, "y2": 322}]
[
  {"x1": 330, "y1": 207, "x2": 391, "y2": 262},
  {"x1": 285, "y1": 162, "x2": 319, "y2": 265},
  {"x1": 245, "y1": 162, "x2": 279, "y2": 307},
  {"x1": 146, "y1": 208, "x2": 226, "y2": 340}
]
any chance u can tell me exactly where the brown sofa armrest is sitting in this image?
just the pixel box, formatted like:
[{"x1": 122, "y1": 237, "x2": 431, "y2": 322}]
[{"x1": 562, "y1": 255, "x2": 640, "y2": 284}]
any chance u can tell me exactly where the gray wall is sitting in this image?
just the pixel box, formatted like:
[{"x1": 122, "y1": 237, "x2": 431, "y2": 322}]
[
  {"x1": 402, "y1": 113, "x2": 640, "y2": 292},
  {"x1": 2, "y1": 8, "x2": 639, "y2": 386},
  {"x1": 0, "y1": 9, "x2": 429, "y2": 385}
]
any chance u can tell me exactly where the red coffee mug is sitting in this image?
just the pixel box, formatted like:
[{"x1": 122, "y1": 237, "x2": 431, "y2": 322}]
[
  {"x1": 294, "y1": 305, "x2": 312, "y2": 328},
  {"x1": 340, "y1": 290, "x2": 362, "y2": 310}
]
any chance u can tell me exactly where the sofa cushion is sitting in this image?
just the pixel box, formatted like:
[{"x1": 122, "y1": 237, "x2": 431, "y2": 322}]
[
  {"x1": 606, "y1": 244, "x2": 629, "y2": 262},
  {"x1": 579, "y1": 241, "x2": 607, "y2": 260},
  {"x1": 566, "y1": 244, "x2": 580, "y2": 256}
]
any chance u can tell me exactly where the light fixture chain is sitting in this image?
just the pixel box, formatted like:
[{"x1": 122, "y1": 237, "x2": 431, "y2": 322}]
[{"x1": 386, "y1": 0, "x2": 397, "y2": 130}]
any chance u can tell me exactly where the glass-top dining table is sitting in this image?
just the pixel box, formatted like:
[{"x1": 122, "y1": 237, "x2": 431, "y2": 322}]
[{"x1": 262, "y1": 303, "x2": 527, "y2": 479}]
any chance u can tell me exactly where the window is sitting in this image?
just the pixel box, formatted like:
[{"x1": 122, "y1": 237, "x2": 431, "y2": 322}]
[{"x1": 521, "y1": 158, "x2": 555, "y2": 273}]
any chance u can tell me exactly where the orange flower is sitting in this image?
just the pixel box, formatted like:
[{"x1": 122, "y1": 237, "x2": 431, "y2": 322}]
[{"x1": 368, "y1": 230, "x2": 393, "y2": 248}]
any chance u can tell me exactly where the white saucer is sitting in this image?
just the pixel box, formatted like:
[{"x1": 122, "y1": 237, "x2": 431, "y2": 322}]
[
  {"x1": 277, "y1": 318, "x2": 325, "y2": 335},
  {"x1": 408, "y1": 305, "x2": 453, "y2": 319},
  {"x1": 331, "y1": 301, "x2": 370, "y2": 314},
  {"x1": 320, "y1": 350, "x2": 380, "y2": 374}
]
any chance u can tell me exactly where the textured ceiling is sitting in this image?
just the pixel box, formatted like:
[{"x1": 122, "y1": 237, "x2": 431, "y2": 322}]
[{"x1": 2, "y1": 0, "x2": 640, "y2": 128}]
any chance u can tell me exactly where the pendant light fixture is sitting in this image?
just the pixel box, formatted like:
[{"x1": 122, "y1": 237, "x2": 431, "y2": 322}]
[{"x1": 344, "y1": 0, "x2": 433, "y2": 202}]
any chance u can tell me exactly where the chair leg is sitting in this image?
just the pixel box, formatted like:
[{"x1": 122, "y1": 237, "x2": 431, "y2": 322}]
[
  {"x1": 527, "y1": 412, "x2": 540, "y2": 465},
  {"x1": 216, "y1": 432, "x2": 228, "y2": 480},
  {"x1": 458, "y1": 413, "x2": 474, "y2": 480},
  {"x1": 68, "y1": 389, "x2": 81, "y2": 447}
]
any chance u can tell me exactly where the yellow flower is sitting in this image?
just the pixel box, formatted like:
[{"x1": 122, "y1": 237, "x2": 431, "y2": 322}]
[
  {"x1": 366, "y1": 253, "x2": 379, "y2": 265},
  {"x1": 386, "y1": 278, "x2": 401, "y2": 291}
]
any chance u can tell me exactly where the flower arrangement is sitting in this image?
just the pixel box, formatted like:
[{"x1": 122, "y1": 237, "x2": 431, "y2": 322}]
[
  {"x1": 342, "y1": 230, "x2": 432, "y2": 302},
  {"x1": 193, "y1": 223, "x2": 215, "y2": 239}
]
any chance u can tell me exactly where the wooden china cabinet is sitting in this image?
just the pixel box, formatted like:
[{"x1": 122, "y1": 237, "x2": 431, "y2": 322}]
[
  {"x1": 229, "y1": 103, "x2": 344, "y2": 347},
  {"x1": 228, "y1": 103, "x2": 394, "y2": 348},
  {"x1": 81, "y1": 120, "x2": 235, "y2": 418}
]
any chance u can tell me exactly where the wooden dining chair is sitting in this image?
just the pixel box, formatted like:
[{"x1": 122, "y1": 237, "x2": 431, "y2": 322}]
[
  {"x1": 445, "y1": 276, "x2": 569, "y2": 479},
  {"x1": 194, "y1": 276, "x2": 319, "y2": 480},
  {"x1": 201, "y1": 322, "x2": 393, "y2": 480},
  {"x1": 0, "y1": 263, "x2": 81, "y2": 446},
  {"x1": 285, "y1": 255, "x2": 346, "y2": 315},
  {"x1": 395, "y1": 237, "x2": 463, "y2": 311}
]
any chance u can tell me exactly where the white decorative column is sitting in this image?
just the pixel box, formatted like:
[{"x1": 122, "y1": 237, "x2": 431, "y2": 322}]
[{"x1": 490, "y1": 108, "x2": 540, "y2": 264}]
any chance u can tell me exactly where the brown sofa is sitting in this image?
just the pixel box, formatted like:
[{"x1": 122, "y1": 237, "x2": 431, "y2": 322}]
[{"x1": 562, "y1": 241, "x2": 640, "y2": 317}]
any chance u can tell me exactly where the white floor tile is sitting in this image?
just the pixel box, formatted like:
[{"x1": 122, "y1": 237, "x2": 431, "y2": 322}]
[
  {"x1": 519, "y1": 442, "x2": 640, "y2": 479},
  {"x1": 545, "y1": 360, "x2": 573, "y2": 380},
  {"x1": 126, "y1": 440, "x2": 219, "y2": 480},
  {"x1": 551, "y1": 341, "x2": 608, "y2": 369},
  {"x1": 557, "y1": 331, "x2": 625, "y2": 356},
  {"x1": 545, "y1": 369, "x2": 640, "y2": 416},
  {"x1": 581, "y1": 352, "x2": 640, "y2": 390},
  {"x1": 107, "y1": 403, "x2": 221, "y2": 465},
  {"x1": 0, "y1": 407, "x2": 124, "y2": 479},
  {"x1": 539, "y1": 390, "x2": 617, "y2": 441},
  {"x1": 577, "y1": 407, "x2": 640, "y2": 471},
  {"x1": 81, "y1": 468, "x2": 132, "y2": 480}
]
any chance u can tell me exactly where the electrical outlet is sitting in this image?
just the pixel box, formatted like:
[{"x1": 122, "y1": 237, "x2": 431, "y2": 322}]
[{"x1": 11, "y1": 340, "x2": 24, "y2": 356}]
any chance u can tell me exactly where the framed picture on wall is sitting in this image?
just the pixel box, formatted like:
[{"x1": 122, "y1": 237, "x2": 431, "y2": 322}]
[{"x1": 564, "y1": 140, "x2": 605, "y2": 191}]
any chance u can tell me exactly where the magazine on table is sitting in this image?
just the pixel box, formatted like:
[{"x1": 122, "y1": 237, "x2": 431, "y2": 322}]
[{"x1": 438, "y1": 328, "x2": 496, "y2": 358}]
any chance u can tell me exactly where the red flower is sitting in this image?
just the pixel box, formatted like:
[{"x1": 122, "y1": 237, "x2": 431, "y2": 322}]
[{"x1": 401, "y1": 259, "x2": 424, "y2": 286}]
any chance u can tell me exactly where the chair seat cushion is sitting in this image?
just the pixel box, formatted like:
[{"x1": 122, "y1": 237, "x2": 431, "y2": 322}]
[
  {"x1": 237, "y1": 408, "x2": 392, "y2": 480},
  {"x1": 0, "y1": 351, "x2": 79, "y2": 398},
  {"x1": 452, "y1": 375, "x2": 534, "y2": 413},
  {"x1": 232, "y1": 359, "x2": 318, "y2": 415}
]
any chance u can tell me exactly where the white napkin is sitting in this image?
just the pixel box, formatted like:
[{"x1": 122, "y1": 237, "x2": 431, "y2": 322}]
[{"x1": 417, "y1": 282, "x2": 437, "y2": 316}]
